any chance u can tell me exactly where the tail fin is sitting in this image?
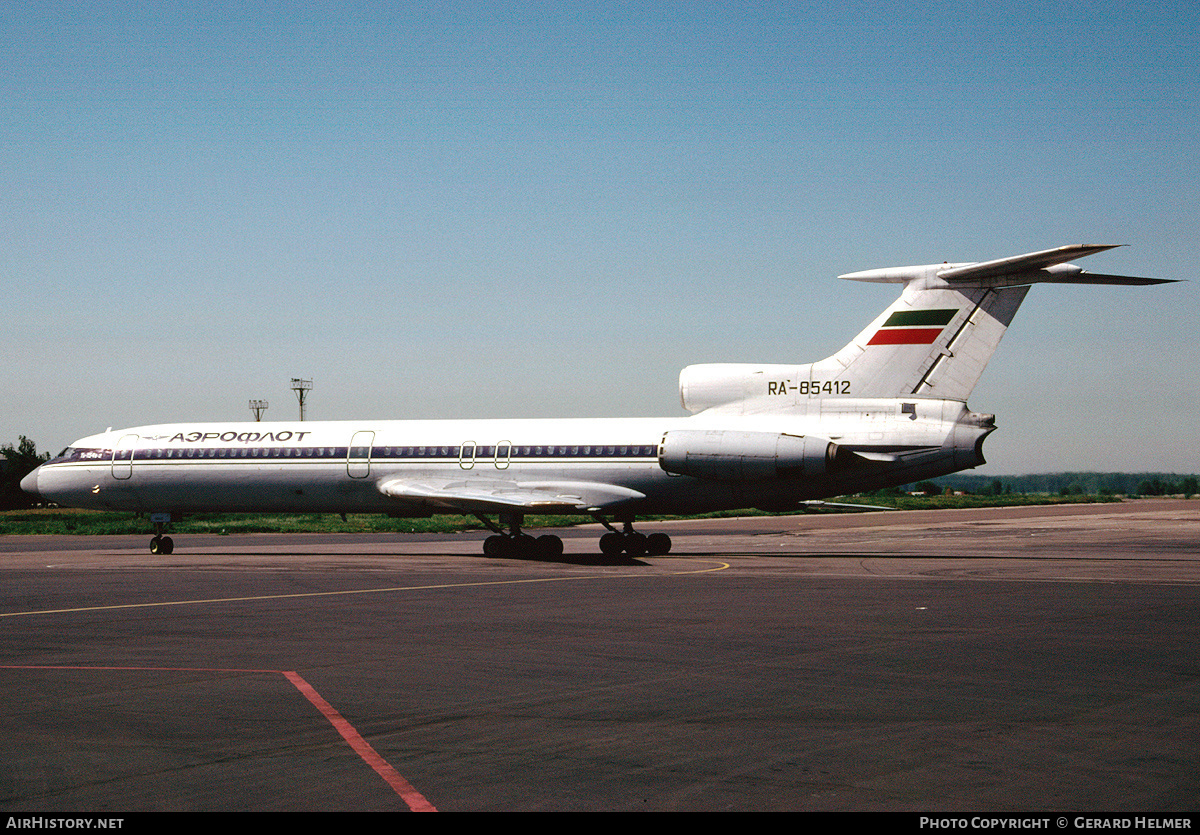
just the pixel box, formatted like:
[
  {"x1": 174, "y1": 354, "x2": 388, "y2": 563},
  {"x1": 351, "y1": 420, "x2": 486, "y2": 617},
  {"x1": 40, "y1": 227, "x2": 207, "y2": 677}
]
[
  {"x1": 679, "y1": 245, "x2": 1174, "y2": 414},
  {"x1": 820, "y1": 244, "x2": 1175, "y2": 400},
  {"x1": 816, "y1": 282, "x2": 1030, "y2": 399}
]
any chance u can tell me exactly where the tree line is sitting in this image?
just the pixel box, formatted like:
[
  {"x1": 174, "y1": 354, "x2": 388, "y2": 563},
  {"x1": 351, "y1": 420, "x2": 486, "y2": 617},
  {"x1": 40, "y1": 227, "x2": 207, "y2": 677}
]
[
  {"x1": 910, "y1": 472, "x2": 1199, "y2": 498},
  {"x1": 1, "y1": 437, "x2": 49, "y2": 510}
]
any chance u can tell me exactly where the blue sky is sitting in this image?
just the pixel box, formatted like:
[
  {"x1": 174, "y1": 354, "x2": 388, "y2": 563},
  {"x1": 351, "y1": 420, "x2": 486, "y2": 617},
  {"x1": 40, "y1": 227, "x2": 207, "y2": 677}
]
[{"x1": 3, "y1": 2, "x2": 1196, "y2": 474}]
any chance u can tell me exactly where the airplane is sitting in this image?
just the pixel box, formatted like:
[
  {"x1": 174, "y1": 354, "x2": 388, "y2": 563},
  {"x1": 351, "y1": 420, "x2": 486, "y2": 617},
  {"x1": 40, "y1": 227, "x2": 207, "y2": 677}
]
[{"x1": 21, "y1": 244, "x2": 1174, "y2": 559}]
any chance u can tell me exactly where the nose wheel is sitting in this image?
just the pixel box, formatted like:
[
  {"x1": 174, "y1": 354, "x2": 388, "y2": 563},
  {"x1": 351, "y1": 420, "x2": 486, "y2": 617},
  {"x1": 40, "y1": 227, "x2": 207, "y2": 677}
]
[{"x1": 149, "y1": 515, "x2": 175, "y2": 554}]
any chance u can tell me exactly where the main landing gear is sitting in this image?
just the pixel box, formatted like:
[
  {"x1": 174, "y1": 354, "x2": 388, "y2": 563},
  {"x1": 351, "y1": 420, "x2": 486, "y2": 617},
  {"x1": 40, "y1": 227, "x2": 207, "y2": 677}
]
[
  {"x1": 478, "y1": 512, "x2": 565, "y2": 559},
  {"x1": 596, "y1": 516, "x2": 671, "y2": 558},
  {"x1": 474, "y1": 512, "x2": 672, "y2": 559}
]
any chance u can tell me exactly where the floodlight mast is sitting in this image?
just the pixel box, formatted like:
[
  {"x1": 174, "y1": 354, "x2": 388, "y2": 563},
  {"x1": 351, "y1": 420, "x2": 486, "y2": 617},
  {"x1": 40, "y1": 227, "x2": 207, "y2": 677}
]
[
  {"x1": 290, "y1": 378, "x2": 312, "y2": 421},
  {"x1": 248, "y1": 400, "x2": 269, "y2": 421}
]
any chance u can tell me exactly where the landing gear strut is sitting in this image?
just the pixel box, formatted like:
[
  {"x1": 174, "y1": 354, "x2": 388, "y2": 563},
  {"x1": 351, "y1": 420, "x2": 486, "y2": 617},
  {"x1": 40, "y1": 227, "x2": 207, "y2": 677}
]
[
  {"x1": 149, "y1": 516, "x2": 174, "y2": 555},
  {"x1": 477, "y1": 512, "x2": 564, "y2": 559},
  {"x1": 595, "y1": 516, "x2": 671, "y2": 558}
]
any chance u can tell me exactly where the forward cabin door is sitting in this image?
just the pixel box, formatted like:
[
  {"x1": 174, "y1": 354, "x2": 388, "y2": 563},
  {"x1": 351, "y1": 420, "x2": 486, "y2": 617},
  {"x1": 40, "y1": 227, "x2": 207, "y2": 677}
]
[
  {"x1": 347, "y1": 431, "x2": 375, "y2": 478},
  {"x1": 111, "y1": 434, "x2": 138, "y2": 480}
]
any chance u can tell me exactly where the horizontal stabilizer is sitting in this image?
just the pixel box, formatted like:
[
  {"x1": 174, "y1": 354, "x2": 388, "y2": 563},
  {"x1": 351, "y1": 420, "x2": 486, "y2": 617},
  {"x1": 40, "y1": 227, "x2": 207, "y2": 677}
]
[
  {"x1": 1031, "y1": 272, "x2": 1176, "y2": 286},
  {"x1": 840, "y1": 244, "x2": 1177, "y2": 288},
  {"x1": 934, "y1": 244, "x2": 1123, "y2": 281}
]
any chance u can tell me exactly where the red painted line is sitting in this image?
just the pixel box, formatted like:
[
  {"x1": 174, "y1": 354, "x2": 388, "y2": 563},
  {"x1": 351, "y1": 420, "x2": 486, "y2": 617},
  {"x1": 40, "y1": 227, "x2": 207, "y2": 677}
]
[
  {"x1": 284, "y1": 671, "x2": 438, "y2": 812},
  {"x1": 867, "y1": 327, "x2": 944, "y2": 345},
  {"x1": 0, "y1": 664, "x2": 281, "y2": 673},
  {"x1": 2, "y1": 665, "x2": 437, "y2": 812}
]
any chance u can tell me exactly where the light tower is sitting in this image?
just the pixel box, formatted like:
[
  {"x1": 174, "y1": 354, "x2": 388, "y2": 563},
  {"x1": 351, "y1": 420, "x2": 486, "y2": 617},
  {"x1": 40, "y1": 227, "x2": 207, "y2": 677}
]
[
  {"x1": 290, "y1": 378, "x2": 312, "y2": 421},
  {"x1": 248, "y1": 400, "x2": 269, "y2": 421}
]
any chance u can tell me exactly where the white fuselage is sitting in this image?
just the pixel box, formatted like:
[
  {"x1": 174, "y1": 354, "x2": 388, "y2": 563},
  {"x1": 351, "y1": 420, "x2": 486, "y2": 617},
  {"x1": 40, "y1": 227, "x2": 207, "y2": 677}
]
[{"x1": 26, "y1": 398, "x2": 991, "y2": 519}]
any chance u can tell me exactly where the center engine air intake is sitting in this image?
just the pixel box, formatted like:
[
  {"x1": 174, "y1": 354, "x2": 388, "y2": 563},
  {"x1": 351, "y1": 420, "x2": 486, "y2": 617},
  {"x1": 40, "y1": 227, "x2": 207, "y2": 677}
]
[{"x1": 658, "y1": 429, "x2": 843, "y2": 481}]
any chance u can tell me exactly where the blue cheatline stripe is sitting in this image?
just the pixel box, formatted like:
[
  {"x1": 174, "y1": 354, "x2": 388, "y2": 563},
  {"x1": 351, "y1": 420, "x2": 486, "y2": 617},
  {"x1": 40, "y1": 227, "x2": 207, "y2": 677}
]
[{"x1": 53, "y1": 443, "x2": 664, "y2": 464}]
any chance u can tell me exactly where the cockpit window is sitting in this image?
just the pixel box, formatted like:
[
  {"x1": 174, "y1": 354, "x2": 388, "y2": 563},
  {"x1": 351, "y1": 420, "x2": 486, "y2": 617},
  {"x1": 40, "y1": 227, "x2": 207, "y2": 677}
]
[{"x1": 49, "y1": 447, "x2": 88, "y2": 463}]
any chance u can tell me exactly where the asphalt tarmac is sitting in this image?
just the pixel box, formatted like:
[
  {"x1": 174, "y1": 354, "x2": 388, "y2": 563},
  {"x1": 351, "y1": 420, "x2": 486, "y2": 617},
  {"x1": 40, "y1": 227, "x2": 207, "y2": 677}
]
[{"x1": 1, "y1": 499, "x2": 1198, "y2": 812}]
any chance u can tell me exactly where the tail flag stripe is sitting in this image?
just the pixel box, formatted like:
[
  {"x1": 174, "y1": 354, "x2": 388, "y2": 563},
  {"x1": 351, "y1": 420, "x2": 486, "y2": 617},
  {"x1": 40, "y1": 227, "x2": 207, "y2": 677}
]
[
  {"x1": 866, "y1": 307, "x2": 959, "y2": 346},
  {"x1": 867, "y1": 327, "x2": 947, "y2": 345},
  {"x1": 881, "y1": 309, "x2": 958, "y2": 327}
]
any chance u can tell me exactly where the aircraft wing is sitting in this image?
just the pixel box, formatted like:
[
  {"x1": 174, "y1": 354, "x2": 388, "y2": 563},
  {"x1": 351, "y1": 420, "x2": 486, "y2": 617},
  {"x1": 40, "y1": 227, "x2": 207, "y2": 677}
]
[
  {"x1": 802, "y1": 500, "x2": 895, "y2": 511},
  {"x1": 377, "y1": 476, "x2": 645, "y2": 514}
]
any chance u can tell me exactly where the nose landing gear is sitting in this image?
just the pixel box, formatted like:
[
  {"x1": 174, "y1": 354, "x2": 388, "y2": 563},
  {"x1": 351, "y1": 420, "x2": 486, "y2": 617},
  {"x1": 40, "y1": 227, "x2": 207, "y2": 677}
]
[{"x1": 149, "y1": 514, "x2": 175, "y2": 554}]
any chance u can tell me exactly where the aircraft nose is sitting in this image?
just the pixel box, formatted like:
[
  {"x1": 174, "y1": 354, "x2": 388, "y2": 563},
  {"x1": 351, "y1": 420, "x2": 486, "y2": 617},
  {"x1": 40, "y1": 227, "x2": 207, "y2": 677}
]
[{"x1": 20, "y1": 467, "x2": 40, "y2": 498}]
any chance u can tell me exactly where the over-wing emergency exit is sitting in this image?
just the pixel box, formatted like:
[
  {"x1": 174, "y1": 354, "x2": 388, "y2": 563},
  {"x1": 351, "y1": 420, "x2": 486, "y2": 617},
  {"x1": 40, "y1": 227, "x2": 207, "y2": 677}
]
[{"x1": 22, "y1": 245, "x2": 1175, "y2": 558}]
